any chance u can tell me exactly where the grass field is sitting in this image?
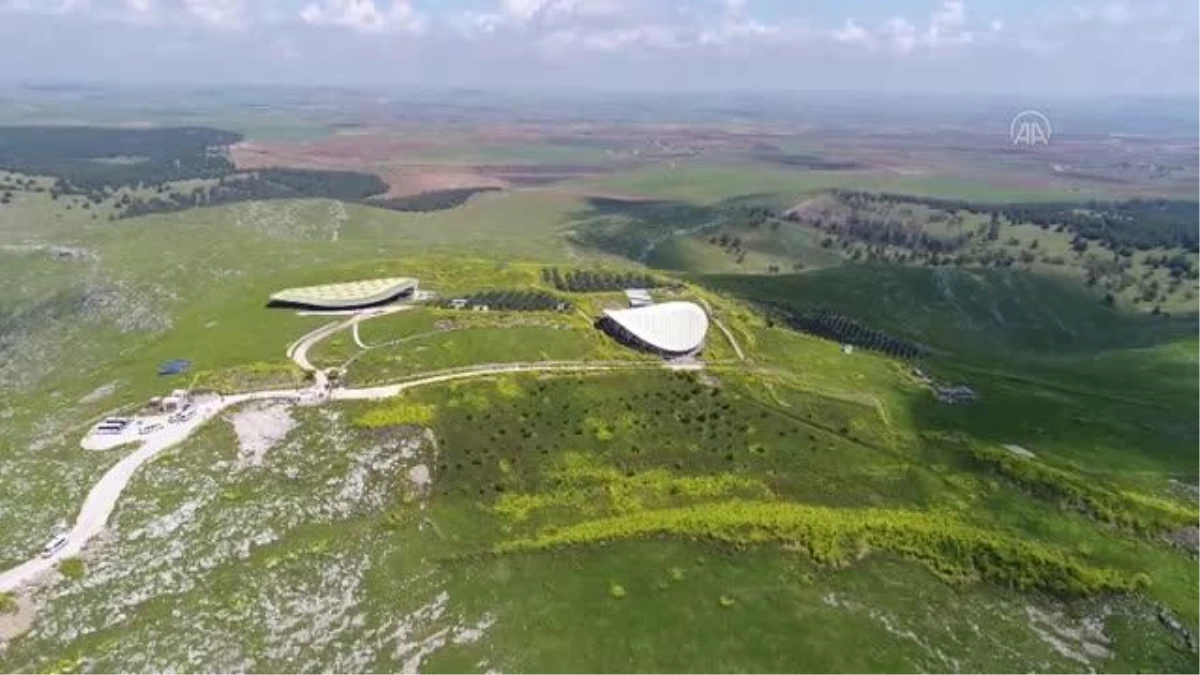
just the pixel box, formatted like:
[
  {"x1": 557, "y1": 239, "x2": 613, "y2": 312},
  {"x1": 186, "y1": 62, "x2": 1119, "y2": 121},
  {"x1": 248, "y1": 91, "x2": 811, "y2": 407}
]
[
  {"x1": 570, "y1": 165, "x2": 1088, "y2": 205},
  {"x1": 1, "y1": 150, "x2": 1197, "y2": 673},
  {"x1": 345, "y1": 324, "x2": 636, "y2": 384}
]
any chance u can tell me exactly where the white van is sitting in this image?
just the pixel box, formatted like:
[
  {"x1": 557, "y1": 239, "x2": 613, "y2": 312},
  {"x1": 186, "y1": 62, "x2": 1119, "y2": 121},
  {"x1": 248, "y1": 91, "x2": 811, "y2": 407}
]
[{"x1": 42, "y1": 534, "x2": 68, "y2": 558}]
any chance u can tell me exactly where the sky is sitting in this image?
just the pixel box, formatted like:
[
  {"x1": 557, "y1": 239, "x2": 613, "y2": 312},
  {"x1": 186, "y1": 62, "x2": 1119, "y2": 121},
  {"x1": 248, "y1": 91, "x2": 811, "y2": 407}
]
[{"x1": 0, "y1": 0, "x2": 1196, "y2": 94}]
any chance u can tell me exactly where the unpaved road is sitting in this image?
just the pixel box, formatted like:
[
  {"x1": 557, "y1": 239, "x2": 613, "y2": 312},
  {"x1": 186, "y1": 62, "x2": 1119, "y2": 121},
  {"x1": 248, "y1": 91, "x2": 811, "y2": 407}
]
[
  {"x1": 0, "y1": 387, "x2": 297, "y2": 592},
  {"x1": 0, "y1": 355, "x2": 651, "y2": 593}
]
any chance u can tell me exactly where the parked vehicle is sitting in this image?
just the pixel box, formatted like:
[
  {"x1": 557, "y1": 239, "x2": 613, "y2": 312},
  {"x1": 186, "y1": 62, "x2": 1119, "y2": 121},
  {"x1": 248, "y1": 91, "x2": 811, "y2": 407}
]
[
  {"x1": 138, "y1": 422, "x2": 164, "y2": 435},
  {"x1": 95, "y1": 417, "x2": 131, "y2": 434},
  {"x1": 42, "y1": 534, "x2": 68, "y2": 558},
  {"x1": 169, "y1": 407, "x2": 196, "y2": 423}
]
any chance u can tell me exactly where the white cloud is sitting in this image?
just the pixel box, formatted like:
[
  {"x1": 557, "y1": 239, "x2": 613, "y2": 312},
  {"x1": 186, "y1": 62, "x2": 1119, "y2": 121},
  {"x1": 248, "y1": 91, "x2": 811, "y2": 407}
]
[
  {"x1": 0, "y1": 0, "x2": 1194, "y2": 92},
  {"x1": 2, "y1": 0, "x2": 89, "y2": 13},
  {"x1": 181, "y1": 0, "x2": 246, "y2": 29},
  {"x1": 833, "y1": 1, "x2": 981, "y2": 54},
  {"x1": 299, "y1": 0, "x2": 424, "y2": 33},
  {"x1": 698, "y1": 0, "x2": 780, "y2": 46},
  {"x1": 832, "y1": 20, "x2": 871, "y2": 47},
  {"x1": 457, "y1": 0, "x2": 783, "y2": 52},
  {"x1": 1072, "y1": 2, "x2": 1132, "y2": 25},
  {"x1": 2, "y1": 0, "x2": 246, "y2": 27}
]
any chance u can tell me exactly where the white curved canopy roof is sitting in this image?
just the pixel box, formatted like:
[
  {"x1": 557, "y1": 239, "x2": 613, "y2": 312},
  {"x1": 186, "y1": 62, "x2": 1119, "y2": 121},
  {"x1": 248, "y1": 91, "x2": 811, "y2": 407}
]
[
  {"x1": 603, "y1": 301, "x2": 709, "y2": 353},
  {"x1": 270, "y1": 277, "x2": 417, "y2": 309}
]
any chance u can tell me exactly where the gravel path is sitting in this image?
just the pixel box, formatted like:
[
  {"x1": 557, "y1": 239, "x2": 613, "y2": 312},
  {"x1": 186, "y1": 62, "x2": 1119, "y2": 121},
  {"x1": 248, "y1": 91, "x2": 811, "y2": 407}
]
[
  {"x1": 0, "y1": 295, "x2": 673, "y2": 593},
  {"x1": 0, "y1": 355, "x2": 651, "y2": 592}
]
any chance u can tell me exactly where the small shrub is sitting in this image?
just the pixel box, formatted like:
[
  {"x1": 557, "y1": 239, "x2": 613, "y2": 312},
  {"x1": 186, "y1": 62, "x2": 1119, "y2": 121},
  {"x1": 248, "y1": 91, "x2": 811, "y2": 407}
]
[
  {"x1": 355, "y1": 401, "x2": 436, "y2": 428},
  {"x1": 58, "y1": 557, "x2": 86, "y2": 580},
  {"x1": 609, "y1": 583, "x2": 627, "y2": 599},
  {"x1": 719, "y1": 595, "x2": 737, "y2": 608},
  {"x1": 0, "y1": 591, "x2": 17, "y2": 614}
]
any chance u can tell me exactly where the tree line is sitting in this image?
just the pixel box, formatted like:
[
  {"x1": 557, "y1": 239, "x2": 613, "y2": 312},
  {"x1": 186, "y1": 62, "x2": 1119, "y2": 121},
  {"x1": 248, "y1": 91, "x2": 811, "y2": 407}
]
[
  {"x1": 764, "y1": 303, "x2": 930, "y2": 359},
  {"x1": 115, "y1": 169, "x2": 388, "y2": 218},
  {"x1": 806, "y1": 214, "x2": 970, "y2": 254},
  {"x1": 542, "y1": 268, "x2": 665, "y2": 293},
  {"x1": 447, "y1": 290, "x2": 570, "y2": 312}
]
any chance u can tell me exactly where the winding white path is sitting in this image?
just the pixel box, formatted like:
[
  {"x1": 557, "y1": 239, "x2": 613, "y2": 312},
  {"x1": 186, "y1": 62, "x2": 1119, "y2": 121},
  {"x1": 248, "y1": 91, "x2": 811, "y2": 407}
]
[
  {"x1": 0, "y1": 388, "x2": 297, "y2": 592},
  {"x1": 0, "y1": 352, "x2": 653, "y2": 592}
]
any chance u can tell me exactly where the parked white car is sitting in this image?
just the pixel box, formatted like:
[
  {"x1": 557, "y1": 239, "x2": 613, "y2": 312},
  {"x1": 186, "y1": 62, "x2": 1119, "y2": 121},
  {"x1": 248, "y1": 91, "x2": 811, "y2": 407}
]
[
  {"x1": 42, "y1": 534, "x2": 68, "y2": 558},
  {"x1": 169, "y1": 407, "x2": 196, "y2": 423}
]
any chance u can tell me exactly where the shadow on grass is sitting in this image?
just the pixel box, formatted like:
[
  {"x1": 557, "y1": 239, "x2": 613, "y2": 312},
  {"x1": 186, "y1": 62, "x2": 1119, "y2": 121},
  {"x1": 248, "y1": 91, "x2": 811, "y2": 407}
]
[{"x1": 566, "y1": 194, "x2": 782, "y2": 263}]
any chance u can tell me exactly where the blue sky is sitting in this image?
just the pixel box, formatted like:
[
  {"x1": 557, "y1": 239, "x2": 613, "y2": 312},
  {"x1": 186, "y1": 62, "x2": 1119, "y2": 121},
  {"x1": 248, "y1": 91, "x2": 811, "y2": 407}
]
[{"x1": 0, "y1": 1, "x2": 1196, "y2": 94}]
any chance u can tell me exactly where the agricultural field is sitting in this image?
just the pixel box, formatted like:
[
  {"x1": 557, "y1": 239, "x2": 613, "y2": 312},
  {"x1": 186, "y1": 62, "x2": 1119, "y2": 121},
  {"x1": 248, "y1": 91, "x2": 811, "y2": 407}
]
[{"x1": 0, "y1": 100, "x2": 1197, "y2": 674}]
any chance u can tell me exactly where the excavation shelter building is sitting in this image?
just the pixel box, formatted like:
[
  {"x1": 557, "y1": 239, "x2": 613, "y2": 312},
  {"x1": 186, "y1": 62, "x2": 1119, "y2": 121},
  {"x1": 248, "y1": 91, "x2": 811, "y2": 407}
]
[{"x1": 597, "y1": 301, "x2": 709, "y2": 356}]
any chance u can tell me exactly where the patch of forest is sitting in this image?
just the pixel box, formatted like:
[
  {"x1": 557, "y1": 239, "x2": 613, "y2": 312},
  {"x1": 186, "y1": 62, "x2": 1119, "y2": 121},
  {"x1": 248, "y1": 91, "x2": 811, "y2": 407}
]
[
  {"x1": 0, "y1": 125, "x2": 413, "y2": 218},
  {"x1": 827, "y1": 190, "x2": 1199, "y2": 253},
  {"x1": 778, "y1": 190, "x2": 1199, "y2": 309},
  {"x1": 115, "y1": 169, "x2": 388, "y2": 218},
  {"x1": 0, "y1": 125, "x2": 240, "y2": 191},
  {"x1": 370, "y1": 186, "x2": 501, "y2": 212}
]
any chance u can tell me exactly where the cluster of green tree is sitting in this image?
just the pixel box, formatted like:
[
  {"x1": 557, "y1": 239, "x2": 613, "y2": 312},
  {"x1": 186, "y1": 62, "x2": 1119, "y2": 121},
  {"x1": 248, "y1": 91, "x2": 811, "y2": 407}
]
[
  {"x1": 496, "y1": 499, "x2": 1144, "y2": 597},
  {"x1": 0, "y1": 126, "x2": 240, "y2": 192},
  {"x1": 1142, "y1": 252, "x2": 1199, "y2": 280},
  {"x1": 707, "y1": 232, "x2": 749, "y2": 263},
  {"x1": 803, "y1": 214, "x2": 969, "y2": 254},
  {"x1": 371, "y1": 186, "x2": 501, "y2": 212},
  {"x1": 731, "y1": 205, "x2": 778, "y2": 228},
  {"x1": 832, "y1": 190, "x2": 1199, "y2": 252},
  {"x1": 765, "y1": 305, "x2": 929, "y2": 358},
  {"x1": 543, "y1": 268, "x2": 664, "y2": 293},
  {"x1": 448, "y1": 290, "x2": 570, "y2": 312},
  {"x1": 971, "y1": 447, "x2": 1198, "y2": 536},
  {"x1": 116, "y1": 169, "x2": 388, "y2": 218}
]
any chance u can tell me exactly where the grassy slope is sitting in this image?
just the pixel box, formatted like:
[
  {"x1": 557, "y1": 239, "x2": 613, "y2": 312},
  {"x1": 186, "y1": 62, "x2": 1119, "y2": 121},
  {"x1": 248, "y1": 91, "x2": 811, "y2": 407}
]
[
  {"x1": 0, "y1": 187, "x2": 601, "y2": 565},
  {"x1": 705, "y1": 266, "x2": 1199, "y2": 355},
  {"x1": 571, "y1": 164, "x2": 1085, "y2": 205},
  {"x1": 703, "y1": 267, "x2": 1198, "y2": 475},
  {"x1": 2, "y1": 161, "x2": 1197, "y2": 672}
]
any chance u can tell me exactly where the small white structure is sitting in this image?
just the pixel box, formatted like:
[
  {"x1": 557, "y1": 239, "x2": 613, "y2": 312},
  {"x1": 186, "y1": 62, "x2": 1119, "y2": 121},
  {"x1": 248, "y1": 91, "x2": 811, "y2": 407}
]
[
  {"x1": 158, "y1": 389, "x2": 193, "y2": 413},
  {"x1": 624, "y1": 288, "x2": 654, "y2": 307},
  {"x1": 448, "y1": 298, "x2": 468, "y2": 310},
  {"x1": 841, "y1": 344, "x2": 854, "y2": 355}
]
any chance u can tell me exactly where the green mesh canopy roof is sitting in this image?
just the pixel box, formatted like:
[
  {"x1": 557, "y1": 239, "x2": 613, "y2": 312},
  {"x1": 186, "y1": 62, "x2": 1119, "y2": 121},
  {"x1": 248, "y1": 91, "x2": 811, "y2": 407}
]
[{"x1": 269, "y1": 277, "x2": 417, "y2": 309}]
